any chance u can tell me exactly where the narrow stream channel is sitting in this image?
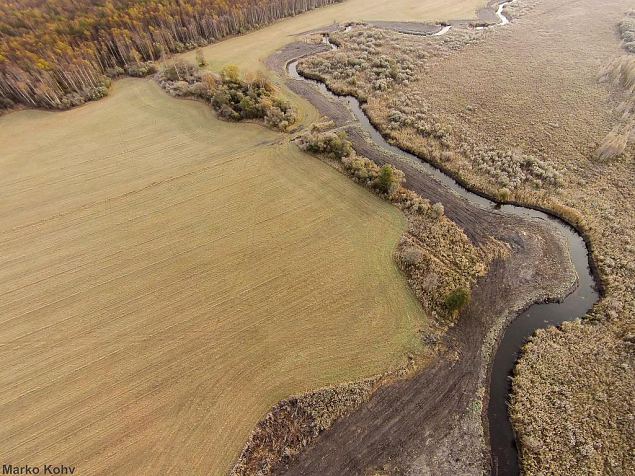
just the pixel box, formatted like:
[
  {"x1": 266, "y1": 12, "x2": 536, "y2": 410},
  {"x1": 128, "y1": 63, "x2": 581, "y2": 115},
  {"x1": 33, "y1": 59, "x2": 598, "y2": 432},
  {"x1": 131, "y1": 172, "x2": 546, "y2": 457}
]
[{"x1": 286, "y1": 3, "x2": 600, "y2": 473}]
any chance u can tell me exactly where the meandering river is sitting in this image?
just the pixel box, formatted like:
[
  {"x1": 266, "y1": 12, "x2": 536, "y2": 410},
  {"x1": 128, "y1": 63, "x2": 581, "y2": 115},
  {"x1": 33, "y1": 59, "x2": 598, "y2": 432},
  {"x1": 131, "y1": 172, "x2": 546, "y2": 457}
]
[{"x1": 286, "y1": 2, "x2": 599, "y2": 473}]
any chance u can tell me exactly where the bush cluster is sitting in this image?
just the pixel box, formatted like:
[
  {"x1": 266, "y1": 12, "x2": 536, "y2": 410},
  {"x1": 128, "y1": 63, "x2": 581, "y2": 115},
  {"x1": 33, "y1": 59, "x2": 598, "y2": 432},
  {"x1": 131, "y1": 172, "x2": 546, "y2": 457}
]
[
  {"x1": 158, "y1": 61, "x2": 201, "y2": 83},
  {"x1": 400, "y1": 246, "x2": 424, "y2": 266},
  {"x1": 445, "y1": 287, "x2": 470, "y2": 314},
  {"x1": 298, "y1": 25, "x2": 482, "y2": 101},
  {"x1": 341, "y1": 154, "x2": 379, "y2": 181},
  {"x1": 297, "y1": 128, "x2": 453, "y2": 220},
  {"x1": 392, "y1": 188, "x2": 432, "y2": 214},
  {"x1": 470, "y1": 146, "x2": 564, "y2": 190},
  {"x1": 619, "y1": 11, "x2": 635, "y2": 54},
  {"x1": 379, "y1": 92, "x2": 455, "y2": 154},
  {"x1": 56, "y1": 80, "x2": 111, "y2": 109},
  {"x1": 596, "y1": 127, "x2": 630, "y2": 160},
  {"x1": 431, "y1": 202, "x2": 445, "y2": 218},
  {"x1": 298, "y1": 127, "x2": 408, "y2": 198},
  {"x1": 0, "y1": 96, "x2": 14, "y2": 109},
  {"x1": 157, "y1": 62, "x2": 297, "y2": 131},
  {"x1": 125, "y1": 62, "x2": 158, "y2": 77},
  {"x1": 297, "y1": 127, "x2": 353, "y2": 158},
  {"x1": 387, "y1": 106, "x2": 452, "y2": 145},
  {"x1": 104, "y1": 61, "x2": 157, "y2": 79},
  {"x1": 299, "y1": 28, "x2": 421, "y2": 95}
]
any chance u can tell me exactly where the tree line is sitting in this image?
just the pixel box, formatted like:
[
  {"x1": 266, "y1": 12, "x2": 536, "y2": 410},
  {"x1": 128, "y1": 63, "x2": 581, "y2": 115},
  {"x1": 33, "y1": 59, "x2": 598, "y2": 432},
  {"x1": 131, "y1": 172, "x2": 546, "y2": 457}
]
[{"x1": 0, "y1": 0, "x2": 343, "y2": 109}]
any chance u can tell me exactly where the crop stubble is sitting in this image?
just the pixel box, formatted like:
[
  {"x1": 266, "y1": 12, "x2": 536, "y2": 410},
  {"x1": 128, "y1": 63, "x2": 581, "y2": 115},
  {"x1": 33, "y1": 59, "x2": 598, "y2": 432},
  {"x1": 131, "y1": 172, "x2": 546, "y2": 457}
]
[{"x1": 0, "y1": 79, "x2": 426, "y2": 474}]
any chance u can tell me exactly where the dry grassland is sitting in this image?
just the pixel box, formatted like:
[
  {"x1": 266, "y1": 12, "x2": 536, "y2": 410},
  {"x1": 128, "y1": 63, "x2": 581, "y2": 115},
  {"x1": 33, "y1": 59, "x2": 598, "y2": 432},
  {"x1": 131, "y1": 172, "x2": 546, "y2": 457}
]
[{"x1": 0, "y1": 79, "x2": 428, "y2": 475}]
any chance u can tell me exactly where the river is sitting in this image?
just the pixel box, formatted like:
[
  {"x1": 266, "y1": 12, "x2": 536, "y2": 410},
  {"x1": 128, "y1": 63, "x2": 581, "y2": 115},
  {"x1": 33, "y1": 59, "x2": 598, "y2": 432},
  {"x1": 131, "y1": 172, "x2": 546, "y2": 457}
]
[{"x1": 286, "y1": 2, "x2": 600, "y2": 473}]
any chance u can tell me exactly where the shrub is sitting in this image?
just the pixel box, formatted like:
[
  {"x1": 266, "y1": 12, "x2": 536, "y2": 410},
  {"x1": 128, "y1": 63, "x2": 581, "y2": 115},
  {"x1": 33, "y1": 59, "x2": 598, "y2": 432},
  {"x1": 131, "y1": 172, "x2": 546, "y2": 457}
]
[
  {"x1": 239, "y1": 95, "x2": 259, "y2": 118},
  {"x1": 171, "y1": 80, "x2": 191, "y2": 96},
  {"x1": 221, "y1": 64, "x2": 240, "y2": 83},
  {"x1": 298, "y1": 129, "x2": 353, "y2": 159},
  {"x1": 375, "y1": 164, "x2": 404, "y2": 197},
  {"x1": 431, "y1": 202, "x2": 445, "y2": 218},
  {"x1": 264, "y1": 105, "x2": 296, "y2": 131},
  {"x1": 619, "y1": 13, "x2": 635, "y2": 44},
  {"x1": 125, "y1": 62, "x2": 157, "y2": 77},
  {"x1": 157, "y1": 62, "x2": 296, "y2": 130},
  {"x1": 59, "y1": 92, "x2": 85, "y2": 108},
  {"x1": 105, "y1": 65, "x2": 125, "y2": 77},
  {"x1": 440, "y1": 150, "x2": 455, "y2": 162},
  {"x1": 445, "y1": 287, "x2": 470, "y2": 314},
  {"x1": 394, "y1": 189, "x2": 430, "y2": 214},
  {"x1": 498, "y1": 187, "x2": 511, "y2": 201},
  {"x1": 188, "y1": 81, "x2": 213, "y2": 99},
  {"x1": 471, "y1": 146, "x2": 563, "y2": 190},
  {"x1": 49, "y1": 74, "x2": 111, "y2": 109},
  {"x1": 0, "y1": 97, "x2": 14, "y2": 109},
  {"x1": 342, "y1": 154, "x2": 380, "y2": 182},
  {"x1": 401, "y1": 247, "x2": 424, "y2": 266},
  {"x1": 218, "y1": 103, "x2": 241, "y2": 121},
  {"x1": 159, "y1": 60, "x2": 199, "y2": 82},
  {"x1": 195, "y1": 49, "x2": 207, "y2": 67}
]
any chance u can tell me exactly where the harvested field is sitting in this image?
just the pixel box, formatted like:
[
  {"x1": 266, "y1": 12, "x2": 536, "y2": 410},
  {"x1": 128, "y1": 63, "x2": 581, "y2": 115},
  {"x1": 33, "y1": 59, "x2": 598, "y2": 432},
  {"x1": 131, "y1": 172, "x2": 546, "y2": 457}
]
[{"x1": 0, "y1": 79, "x2": 429, "y2": 474}]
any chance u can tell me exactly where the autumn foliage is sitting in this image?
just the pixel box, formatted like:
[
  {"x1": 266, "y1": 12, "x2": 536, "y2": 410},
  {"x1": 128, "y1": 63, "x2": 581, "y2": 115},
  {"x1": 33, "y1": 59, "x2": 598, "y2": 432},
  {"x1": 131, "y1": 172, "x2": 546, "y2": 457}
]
[{"x1": 0, "y1": 0, "x2": 342, "y2": 109}]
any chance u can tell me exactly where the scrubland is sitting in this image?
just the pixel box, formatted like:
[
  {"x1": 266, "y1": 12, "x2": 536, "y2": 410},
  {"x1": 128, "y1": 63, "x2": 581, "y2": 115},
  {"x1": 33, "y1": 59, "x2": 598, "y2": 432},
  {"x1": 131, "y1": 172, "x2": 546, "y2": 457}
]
[
  {"x1": 298, "y1": 0, "x2": 634, "y2": 472},
  {"x1": 0, "y1": 79, "x2": 432, "y2": 475}
]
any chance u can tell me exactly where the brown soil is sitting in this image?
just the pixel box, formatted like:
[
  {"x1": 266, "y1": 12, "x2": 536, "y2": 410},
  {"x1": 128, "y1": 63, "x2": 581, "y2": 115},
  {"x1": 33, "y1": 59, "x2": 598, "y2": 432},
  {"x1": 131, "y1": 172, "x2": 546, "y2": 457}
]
[
  {"x1": 231, "y1": 377, "x2": 381, "y2": 476},
  {"x1": 257, "y1": 41, "x2": 577, "y2": 475}
]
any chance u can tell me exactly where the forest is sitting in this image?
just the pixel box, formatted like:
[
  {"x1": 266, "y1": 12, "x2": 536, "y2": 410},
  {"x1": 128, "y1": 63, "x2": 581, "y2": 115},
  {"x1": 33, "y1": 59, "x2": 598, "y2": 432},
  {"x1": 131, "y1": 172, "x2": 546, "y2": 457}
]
[{"x1": 0, "y1": 0, "x2": 342, "y2": 109}]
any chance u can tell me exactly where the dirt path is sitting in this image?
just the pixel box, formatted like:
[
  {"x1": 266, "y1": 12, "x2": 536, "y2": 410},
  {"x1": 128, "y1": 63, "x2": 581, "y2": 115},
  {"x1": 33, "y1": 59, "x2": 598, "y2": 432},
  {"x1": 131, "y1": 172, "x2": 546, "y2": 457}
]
[{"x1": 266, "y1": 42, "x2": 576, "y2": 475}]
